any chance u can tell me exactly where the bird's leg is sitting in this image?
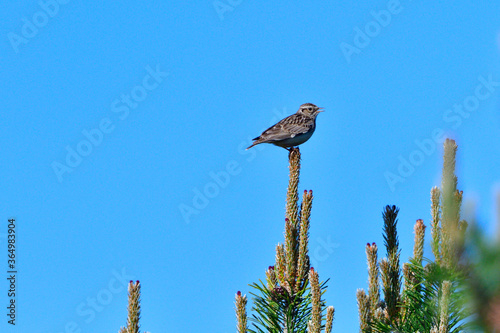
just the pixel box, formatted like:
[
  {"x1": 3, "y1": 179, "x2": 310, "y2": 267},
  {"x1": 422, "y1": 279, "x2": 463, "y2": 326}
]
[{"x1": 286, "y1": 146, "x2": 299, "y2": 159}]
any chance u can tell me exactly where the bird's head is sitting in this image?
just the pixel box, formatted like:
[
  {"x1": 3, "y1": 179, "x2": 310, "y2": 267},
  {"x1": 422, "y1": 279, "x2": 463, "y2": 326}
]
[{"x1": 298, "y1": 103, "x2": 324, "y2": 117}]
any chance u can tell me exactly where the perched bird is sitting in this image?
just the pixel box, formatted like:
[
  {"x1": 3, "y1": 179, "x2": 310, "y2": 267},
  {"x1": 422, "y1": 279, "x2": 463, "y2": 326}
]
[{"x1": 246, "y1": 103, "x2": 324, "y2": 150}]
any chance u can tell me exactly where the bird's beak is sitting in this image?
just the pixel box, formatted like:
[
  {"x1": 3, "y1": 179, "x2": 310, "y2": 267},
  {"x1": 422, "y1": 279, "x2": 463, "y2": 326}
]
[{"x1": 317, "y1": 107, "x2": 325, "y2": 113}]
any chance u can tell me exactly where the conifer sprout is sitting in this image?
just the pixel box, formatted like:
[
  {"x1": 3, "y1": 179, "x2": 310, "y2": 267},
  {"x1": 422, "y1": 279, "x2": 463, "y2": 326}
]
[
  {"x1": 431, "y1": 187, "x2": 442, "y2": 265},
  {"x1": 378, "y1": 258, "x2": 390, "y2": 316},
  {"x1": 382, "y1": 205, "x2": 402, "y2": 322},
  {"x1": 265, "y1": 266, "x2": 277, "y2": 290},
  {"x1": 285, "y1": 148, "x2": 301, "y2": 291},
  {"x1": 413, "y1": 219, "x2": 426, "y2": 264},
  {"x1": 357, "y1": 289, "x2": 371, "y2": 332},
  {"x1": 309, "y1": 268, "x2": 322, "y2": 333},
  {"x1": 235, "y1": 291, "x2": 248, "y2": 333},
  {"x1": 296, "y1": 189, "x2": 313, "y2": 291},
  {"x1": 366, "y1": 243, "x2": 380, "y2": 316},
  {"x1": 402, "y1": 263, "x2": 412, "y2": 294},
  {"x1": 403, "y1": 217, "x2": 425, "y2": 295},
  {"x1": 275, "y1": 243, "x2": 287, "y2": 289},
  {"x1": 118, "y1": 280, "x2": 149, "y2": 333},
  {"x1": 441, "y1": 139, "x2": 462, "y2": 269},
  {"x1": 286, "y1": 148, "x2": 300, "y2": 225},
  {"x1": 438, "y1": 281, "x2": 451, "y2": 333},
  {"x1": 325, "y1": 306, "x2": 335, "y2": 333},
  {"x1": 285, "y1": 217, "x2": 298, "y2": 292},
  {"x1": 127, "y1": 281, "x2": 141, "y2": 333},
  {"x1": 430, "y1": 141, "x2": 465, "y2": 269},
  {"x1": 404, "y1": 219, "x2": 426, "y2": 291}
]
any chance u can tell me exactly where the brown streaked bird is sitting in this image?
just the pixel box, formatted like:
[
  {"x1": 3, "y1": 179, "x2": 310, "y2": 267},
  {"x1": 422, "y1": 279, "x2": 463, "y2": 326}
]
[{"x1": 246, "y1": 103, "x2": 324, "y2": 150}]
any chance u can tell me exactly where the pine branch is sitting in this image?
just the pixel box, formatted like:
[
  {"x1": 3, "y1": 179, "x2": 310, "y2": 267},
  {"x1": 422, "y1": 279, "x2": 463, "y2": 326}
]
[
  {"x1": 438, "y1": 281, "x2": 451, "y2": 333},
  {"x1": 441, "y1": 139, "x2": 460, "y2": 269},
  {"x1": 325, "y1": 306, "x2": 335, "y2": 333},
  {"x1": 285, "y1": 148, "x2": 301, "y2": 292},
  {"x1": 125, "y1": 280, "x2": 141, "y2": 333},
  {"x1": 308, "y1": 268, "x2": 321, "y2": 333},
  {"x1": 357, "y1": 289, "x2": 371, "y2": 333},
  {"x1": 382, "y1": 205, "x2": 401, "y2": 322},
  {"x1": 296, "y1": 190, "x2": 313, "y2": 292},
  {"x1": 285, "y1": 217, "x2": 298, "y2": 292},
  {"x1": 413, "y1": 219, "x2": 426, "y2": 265},
  {"x1": 431, "y1": 187, "x2": 442, "y2": 265},
  {"x1": 266, "y1": 266, "x2": 278, "y2": 290},
  {"x1": 275, "y1": 243, "x2": 288, "y2": 291},
  {"x1": 382, "y1": 205, "x2": 400, "y2": 256},
  {"x1": 235, "y1": 291, "x2": 248, "y2": 333},
  {"x1": 286, "y1": 147, "x2": 301, "y2": 226},
  {"x1": 366, "y1": 243, "x2": 380, "y2": 316}
]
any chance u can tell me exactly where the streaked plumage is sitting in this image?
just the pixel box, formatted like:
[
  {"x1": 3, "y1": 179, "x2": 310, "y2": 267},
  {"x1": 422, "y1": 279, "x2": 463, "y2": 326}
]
[{"x1": 246, "y1": 103, "x2": 323, "y2": 150}]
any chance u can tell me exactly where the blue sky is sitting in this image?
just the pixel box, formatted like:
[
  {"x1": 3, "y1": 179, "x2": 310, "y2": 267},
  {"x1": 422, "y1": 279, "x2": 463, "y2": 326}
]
[{"x1": 1, "y1": 1, "x2": 499, "y2": 332}]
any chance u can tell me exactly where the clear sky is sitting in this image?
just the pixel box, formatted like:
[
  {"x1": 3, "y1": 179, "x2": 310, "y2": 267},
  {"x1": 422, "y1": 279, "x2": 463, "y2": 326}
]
[{"x1": 1, "y1": 1, "x2": 499, "y2": 332}]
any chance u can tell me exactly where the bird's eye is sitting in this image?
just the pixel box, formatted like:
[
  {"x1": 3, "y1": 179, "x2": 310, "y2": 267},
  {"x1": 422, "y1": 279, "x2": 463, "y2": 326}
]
[{"x1": 308, "y1": 108, "x2": 312, "y2": 111}]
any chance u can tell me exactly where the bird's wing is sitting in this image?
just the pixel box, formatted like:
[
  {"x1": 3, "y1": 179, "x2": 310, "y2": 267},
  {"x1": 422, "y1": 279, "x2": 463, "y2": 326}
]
[{"x1": 256, "y1": 115, "x2": 312, "y2": 142}]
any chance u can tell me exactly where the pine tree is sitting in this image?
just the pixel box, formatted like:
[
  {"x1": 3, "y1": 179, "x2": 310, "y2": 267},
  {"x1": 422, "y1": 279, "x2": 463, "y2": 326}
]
[
  {"x1": 236, "y1": 147, "x2": 335, "y2": 333},
  {"x1": 357, "y1": 139, "x2": 471, "y2": 333}
]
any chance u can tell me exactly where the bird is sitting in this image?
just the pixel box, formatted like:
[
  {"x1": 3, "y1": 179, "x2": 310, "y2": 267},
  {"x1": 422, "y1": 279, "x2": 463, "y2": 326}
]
[{"x1": 246, "y1": 103, "x2": 324, "y2": 150}]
